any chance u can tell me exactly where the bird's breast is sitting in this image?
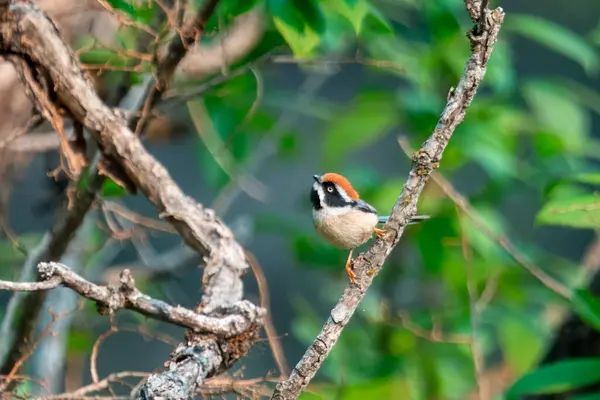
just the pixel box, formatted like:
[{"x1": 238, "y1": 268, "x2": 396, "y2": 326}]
[{"x1": 313, "y1": 208, "x2": 378, "y2": 249}]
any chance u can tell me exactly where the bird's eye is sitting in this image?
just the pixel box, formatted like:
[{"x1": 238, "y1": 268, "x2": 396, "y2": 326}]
[{"x1": 327, "y1": 186, "x2": 334, "y2": 193}]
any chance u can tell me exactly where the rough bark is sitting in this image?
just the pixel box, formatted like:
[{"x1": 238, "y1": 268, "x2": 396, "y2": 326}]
[{"x1": 0, "y1": 1, "x2": 264, "y2": 398}]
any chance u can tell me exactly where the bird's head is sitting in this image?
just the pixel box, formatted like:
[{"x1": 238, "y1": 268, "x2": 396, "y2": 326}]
[{"x1": 310, "y1": 173, "x2": 360, "y2": 211}]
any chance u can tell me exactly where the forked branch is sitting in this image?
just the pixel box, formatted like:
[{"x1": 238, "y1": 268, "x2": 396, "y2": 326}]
[{"x1": 0, "y1": 0, "x2": 264, "y2": 398}]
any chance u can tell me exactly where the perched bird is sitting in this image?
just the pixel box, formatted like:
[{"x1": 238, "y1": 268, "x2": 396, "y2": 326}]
[{"x1": 310, "y1": 173, "x2": 429, "y2": 282}]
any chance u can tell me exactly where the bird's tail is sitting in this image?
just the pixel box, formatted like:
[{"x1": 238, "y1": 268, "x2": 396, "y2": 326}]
[{"x1": 378, "y1": 215, "x2": 430, "y2": 224}]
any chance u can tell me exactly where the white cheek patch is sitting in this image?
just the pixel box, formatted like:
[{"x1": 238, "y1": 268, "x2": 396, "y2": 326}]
[
  {"x1": 325, "y1": 205, "x2": 352, "y2": 215},
  {"x1": 315, "y1": 205, "x2": 352, "y2": 218},
  {"x1": 334, "y1": 184, "x2": 352, "y2": 203}
]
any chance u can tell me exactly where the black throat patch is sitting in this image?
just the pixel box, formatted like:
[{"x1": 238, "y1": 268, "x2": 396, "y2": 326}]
[{"x1": 310, "y1": 187, "x2": 322, "y2": 210}]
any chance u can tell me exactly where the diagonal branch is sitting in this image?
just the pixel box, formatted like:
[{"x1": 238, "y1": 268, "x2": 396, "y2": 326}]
[{"x1": 270, "y1": 3, "x2": 505, "y2": 399}]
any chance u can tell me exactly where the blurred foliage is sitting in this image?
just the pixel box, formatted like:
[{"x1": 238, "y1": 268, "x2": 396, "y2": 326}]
[{"x1": 3, "y1": 0, "x2": 600, "y2": 398}]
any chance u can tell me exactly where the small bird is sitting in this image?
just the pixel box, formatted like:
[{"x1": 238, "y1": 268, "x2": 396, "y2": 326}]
[{"x1": 310, "y1": 173, "x2": 429, "y2": 282}]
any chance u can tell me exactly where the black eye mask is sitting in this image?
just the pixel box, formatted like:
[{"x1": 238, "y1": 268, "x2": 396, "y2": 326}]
[{"x1": 322, "y1": 183, "x2": 349, "y2": 208}]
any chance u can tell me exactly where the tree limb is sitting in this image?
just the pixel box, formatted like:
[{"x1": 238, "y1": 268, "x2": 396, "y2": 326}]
[
  {"x1": 0, "y1": 0, "x2": 264, "y2": 398},
  {"x1": 270, "y1": 3, "x2": 505, "y2": 399},
  {"x1": 0, "y1": 262, "x2": 262, "y2": 337}
]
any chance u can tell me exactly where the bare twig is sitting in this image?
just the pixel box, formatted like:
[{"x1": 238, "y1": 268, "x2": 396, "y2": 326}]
[
  {"x1": 246, "y1": 250, "x2": 290, "y2": 377},
  {"x1": 271, "y1": 3, "x2": 505, "y2": 399},
  {"x1": 0, "y1": 302, "x2": 82, "y2": 390},
  {"x1": 101, "y1": 201, "x2": 177, "y2": 234},
  {"x1": 0, "y1": 262, "x2": 261, "y2": 337},
  {"x1": 0, "y1": 116, "x2": 39, "y2": 149},
  {"x1": 397, "y1": 311, "x2": 471, "y2": 344},
  {"x1": 42, "y1": 371, "x2": 149, "y2": 398},
  {"x1": 90, "y1": 319, "x2": 117, "y2": 384},
  {"x1": 457, "y1": 208, "x2": 488, "y2": 400}
]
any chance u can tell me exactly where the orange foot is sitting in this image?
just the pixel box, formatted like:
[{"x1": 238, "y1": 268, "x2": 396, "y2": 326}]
[
  {"x1": 373, "y1": 227, "x2": 386, "y2": 239},
  {"x1": 345, "y1": 250, "x2": 357, "y2": 283}
]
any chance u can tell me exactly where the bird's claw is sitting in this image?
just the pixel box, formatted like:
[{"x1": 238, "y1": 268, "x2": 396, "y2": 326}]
[
  {"x1": 373, "y1": 227, "x2": 386, "y2": 239},
  {"x1": 345, "y1": 254, "x2": 357, "y2": 283}
]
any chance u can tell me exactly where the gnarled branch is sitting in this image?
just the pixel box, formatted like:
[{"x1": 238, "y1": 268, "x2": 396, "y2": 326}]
[
  {"x1": 0, "y1": 262, "x2": 262, "y2": 337},
  {"x1": 0, "y1": 0, "x2": 264, "y2": 398}
]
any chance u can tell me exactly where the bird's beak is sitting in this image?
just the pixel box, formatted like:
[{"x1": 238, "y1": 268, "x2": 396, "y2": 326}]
[{"x1": 313, "y1": 175, "x2": 321, "y2": 183}]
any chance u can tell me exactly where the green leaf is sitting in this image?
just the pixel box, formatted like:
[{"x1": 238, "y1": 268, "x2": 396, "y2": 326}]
[
  {"x1": 505, "y1": 14, "x2": 600, "y2": 74},
  {"x1": 79, "y1": 49, "x2": 122, "y2": 66},
  {"x1": 107, "y1": 0, "x2": 135, "y2": 15},
  {"x1": 268, "y1": 0, "x2": 323, "y2": 57},
  {"x1": 272, "y1": 17, "x2": 320, "y2": 58},
  {"x1": 322, "y1": 92, "x2": 397, "y2": 169},
  {"x1": 291, "y1": 0, "x2": 326, "y2": 33},
  {"x1": 361, "y1": 4, "x2": 394, "y2": 36},
  {"x1": 107, "y1": 0, "x2": 155, "y2": 25},
  {"x1": 506, "y1": 358, "x2": 600, "y2": 399},
  {"x1": 217, "y1": 0, "x2": 260, "y2": 19},
  {"x1": 326, "y1": 0, "x2": 370, "y2": 34},
  {"x1": 533, "y1": 131, "x2": 569, "y2": 157},
  {"x1": 571, "y1": 173, "x2": 600, "y2": 186},
  {"x1": 572, "y1": 394, "x2": 600, "y2": 400},
  {"x1": 523, "y1": 80, "x2": 589, "y2": 154},
  {"x1": 536, "y1": 195, "x2": 600, "y2": 229},
  {"x1": 101, "y1": 178, "x2": 127, "y2": 198},
  {"x1": 498, "y1": 315, "x2": 544, "y2": 375},
  {"x1": 572, "y1": 289, "x2": 600, "y2": 332}
]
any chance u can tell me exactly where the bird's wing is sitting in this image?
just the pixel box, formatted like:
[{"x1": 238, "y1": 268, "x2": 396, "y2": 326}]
[{"x1": 353, "y1": 199, "x2": 378, "y2": 215}]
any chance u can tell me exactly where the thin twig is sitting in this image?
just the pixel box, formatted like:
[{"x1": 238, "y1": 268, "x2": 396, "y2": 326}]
[
  {"x1": 42, "y1": 371, "x2": 149, "y2": 398},
  {"x1": 246, "y1": 250, "x2": 290, "y2": 377},
  {"x1": 101, "y1": 201, "x2": 177, "y2": 234},
  {"x1": 398, "y1": 311, "x2": 471, "y2": 344},
  {"x1": 0, "y1": 116, "x2": 40, "y2": 150},
  {"x1": 457, "y1": 208, "x2": 488, "y2": 400},
  {"x1": 90, "y1": 319, "x2": 117, "y2": 384},
  {"x1": 271, "y1": 4, "x2": 505, "y2": 398}
]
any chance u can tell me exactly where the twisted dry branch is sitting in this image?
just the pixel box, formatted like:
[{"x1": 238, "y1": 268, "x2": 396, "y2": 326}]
[
  {"x1": 0, "y1": 0, "x2": 264, "y2": 397},
  {"x1": 0, "y1": 262, "x2": 262, "y2": 337}
]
